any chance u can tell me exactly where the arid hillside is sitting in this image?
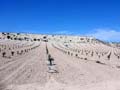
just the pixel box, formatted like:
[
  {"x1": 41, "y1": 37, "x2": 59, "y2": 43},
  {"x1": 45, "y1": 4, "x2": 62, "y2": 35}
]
[{"x1": 0, "y1": 32, "x2": 120, "y2": 90}]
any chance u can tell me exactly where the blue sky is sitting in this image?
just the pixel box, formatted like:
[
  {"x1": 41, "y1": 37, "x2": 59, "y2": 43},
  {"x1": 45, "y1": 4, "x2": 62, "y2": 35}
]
[{"x1": 0, "y1": 0, "x2": 120, "y2": 42}]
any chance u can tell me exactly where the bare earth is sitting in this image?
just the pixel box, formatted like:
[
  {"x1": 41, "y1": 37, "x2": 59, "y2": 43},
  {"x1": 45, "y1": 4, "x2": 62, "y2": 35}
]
[{"x1": 0, "y1": 37, "x2": 120, "y2": 90}]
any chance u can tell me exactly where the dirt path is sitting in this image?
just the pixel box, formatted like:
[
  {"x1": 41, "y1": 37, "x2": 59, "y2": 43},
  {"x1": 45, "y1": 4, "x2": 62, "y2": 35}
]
[{"x1": 0, "y1": 42, "x2": 48, "y2": 88}]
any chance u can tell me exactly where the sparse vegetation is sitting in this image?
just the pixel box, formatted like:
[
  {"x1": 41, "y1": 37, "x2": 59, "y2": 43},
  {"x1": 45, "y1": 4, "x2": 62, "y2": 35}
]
[{"x1": 0, "y1": 32, "x2": 120, "y2": 90}]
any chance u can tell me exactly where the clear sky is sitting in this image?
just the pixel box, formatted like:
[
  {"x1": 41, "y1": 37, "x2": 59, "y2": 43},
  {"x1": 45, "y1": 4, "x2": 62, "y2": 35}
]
[{"x1": 0, "y1": 0, "x2": 120, "y2": 42}]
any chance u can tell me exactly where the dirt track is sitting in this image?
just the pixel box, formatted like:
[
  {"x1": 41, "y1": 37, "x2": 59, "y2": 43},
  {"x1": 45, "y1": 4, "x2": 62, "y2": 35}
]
[{"x1": 0, "y1": 42, "x2": 49, "y2": 88}]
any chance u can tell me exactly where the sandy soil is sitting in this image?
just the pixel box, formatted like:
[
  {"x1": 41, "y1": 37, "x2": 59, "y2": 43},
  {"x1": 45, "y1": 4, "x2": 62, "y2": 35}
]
[{"x1": 0, "y1": 39, "x2": 120, "y2": 90}]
